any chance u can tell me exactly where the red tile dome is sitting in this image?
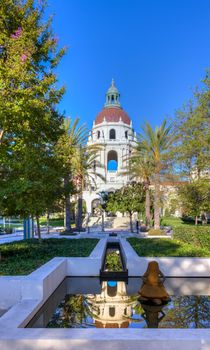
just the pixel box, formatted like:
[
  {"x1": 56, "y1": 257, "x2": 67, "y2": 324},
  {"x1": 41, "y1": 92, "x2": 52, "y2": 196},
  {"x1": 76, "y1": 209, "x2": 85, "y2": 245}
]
[{"x1": 95, "y1": 107, "x2": 131, "y2": 125}]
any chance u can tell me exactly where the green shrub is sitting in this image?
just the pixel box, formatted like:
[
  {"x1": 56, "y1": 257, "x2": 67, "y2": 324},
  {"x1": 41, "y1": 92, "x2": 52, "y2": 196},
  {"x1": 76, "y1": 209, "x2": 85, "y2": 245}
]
[
  {"x1": 173, "y1": 226, "x2": 210, "y2": 250},
  {"x1": 105, "y1": 251, "x2": 122, "y2": 271},
  {"x1": 0, "y1": 238, "x2": 99, "y2": 275},
  {"x1": 148, "y1": 228, "x2": 166, "y2": 236},
  {"x1": 127, "y1": 237, "x2": 209, "y2": 257}
]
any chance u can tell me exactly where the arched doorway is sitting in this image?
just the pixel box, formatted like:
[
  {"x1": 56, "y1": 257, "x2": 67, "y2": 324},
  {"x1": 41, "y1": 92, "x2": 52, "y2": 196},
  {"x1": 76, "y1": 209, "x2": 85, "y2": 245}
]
[
  {"x1": 91, "y1": 198, "x2": 101, "y2": 216},
  {"x1": 107, "y1": 150, "x2": 118, "y2": 171}
]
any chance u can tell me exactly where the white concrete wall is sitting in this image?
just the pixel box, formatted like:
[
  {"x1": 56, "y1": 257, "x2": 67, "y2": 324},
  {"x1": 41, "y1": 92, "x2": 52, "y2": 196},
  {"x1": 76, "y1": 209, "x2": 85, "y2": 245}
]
[
  {"x1": 67, "y1": 238, "x2": 107, "y2": 276},
  {"x1": 0, "y1": 277, "x2": 24, "y2": 309},
  {"x1": 22, "y1": 257, "x2": 67, "y2": 301},
  {"x1": 0, "y1": 328, "x2": 210, "y2": 350},
  {"x1": 0, "y1": 239, "x2": 106, "y2": 312}
]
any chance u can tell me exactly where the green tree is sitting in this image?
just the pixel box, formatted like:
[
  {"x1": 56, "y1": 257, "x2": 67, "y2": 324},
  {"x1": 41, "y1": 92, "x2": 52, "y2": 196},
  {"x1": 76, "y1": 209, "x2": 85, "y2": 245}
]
[
  {"x1": 106, "y1": 183, "x2": 145, "y2": 232},
  {"x1": 0, "y1": 0, "x2": 65, "y2": 237},
  {"x1": 0, "y1": 131, "x2": 64, "y2": 238},
  {"x1": 174, "y1": 71, "x2": 210, "y2": 178},
  {"x1": 138, "y1": 120, "x2": 174, "y2": 229},
  {"x1": 128, "y1": 145, "x2": 153, "y2": 226},
  {"x1": 178, "y1": 179, "x2": 210, "y2": 225}
]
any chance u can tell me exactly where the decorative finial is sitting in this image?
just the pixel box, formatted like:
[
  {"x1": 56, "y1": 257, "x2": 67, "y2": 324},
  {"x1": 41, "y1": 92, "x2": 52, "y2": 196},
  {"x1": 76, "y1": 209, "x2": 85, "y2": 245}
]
[{"x1": 104, "y1": 79, "x2": 121, "y2": 108}]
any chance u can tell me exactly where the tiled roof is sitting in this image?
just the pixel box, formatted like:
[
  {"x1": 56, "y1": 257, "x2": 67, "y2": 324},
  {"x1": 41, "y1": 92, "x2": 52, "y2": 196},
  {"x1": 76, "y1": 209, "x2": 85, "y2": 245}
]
[
  {"x1": 95, "y1": 107, "x2": 131, "y2": 125},
  {"x1": 95, "y1": 321, "x2": 130, "y2": 328}
]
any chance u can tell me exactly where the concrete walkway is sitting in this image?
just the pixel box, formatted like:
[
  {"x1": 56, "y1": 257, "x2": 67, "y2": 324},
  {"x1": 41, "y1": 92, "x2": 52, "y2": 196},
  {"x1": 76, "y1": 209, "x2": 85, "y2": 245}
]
[
  {"x1": 0, "y1": 232, "x2": 24, "y2": 244},
  {"x1": 0, "y1": 228, "x2": 139, "y2": 244}
]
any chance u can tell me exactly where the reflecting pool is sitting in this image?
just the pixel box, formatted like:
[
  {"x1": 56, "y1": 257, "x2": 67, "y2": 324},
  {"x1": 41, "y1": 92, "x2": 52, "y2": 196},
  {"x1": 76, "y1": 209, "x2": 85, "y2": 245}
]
[{"x1": 27, "y1": 277, "x2": 210, "y2": 329}]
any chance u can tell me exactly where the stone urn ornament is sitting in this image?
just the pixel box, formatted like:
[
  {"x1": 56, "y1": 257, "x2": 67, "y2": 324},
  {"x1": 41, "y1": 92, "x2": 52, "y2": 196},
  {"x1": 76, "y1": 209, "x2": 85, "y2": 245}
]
[{"x1": 138, "y1": 261, "x2": 170, "y2": 305}]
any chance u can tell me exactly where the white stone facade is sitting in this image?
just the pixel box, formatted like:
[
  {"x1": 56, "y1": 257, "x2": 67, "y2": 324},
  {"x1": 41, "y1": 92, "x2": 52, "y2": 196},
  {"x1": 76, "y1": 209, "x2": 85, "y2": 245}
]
[{"x1": 83, "y1": 80, "x2": 136, "y2": 214}]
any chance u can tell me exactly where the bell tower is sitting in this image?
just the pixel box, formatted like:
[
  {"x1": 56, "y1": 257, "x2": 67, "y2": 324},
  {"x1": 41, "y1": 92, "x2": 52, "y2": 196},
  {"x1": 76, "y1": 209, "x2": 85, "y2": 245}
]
[
  {"x1": 83, "y1": 80, "x2": 136, "y2": 214},
  {"x1": 104, "y1": 79, "x2": 121, "y2": 108}
]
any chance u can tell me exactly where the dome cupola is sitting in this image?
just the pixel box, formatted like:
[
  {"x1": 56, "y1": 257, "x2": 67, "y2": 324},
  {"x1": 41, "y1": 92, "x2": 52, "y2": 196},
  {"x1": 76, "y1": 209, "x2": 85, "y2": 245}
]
[
  {"x1": 104, "y1": 79, "x2": 121, "y2": 108},
  {"x1": 95, "y1": 79, "x2": 131, "y2": 126}
]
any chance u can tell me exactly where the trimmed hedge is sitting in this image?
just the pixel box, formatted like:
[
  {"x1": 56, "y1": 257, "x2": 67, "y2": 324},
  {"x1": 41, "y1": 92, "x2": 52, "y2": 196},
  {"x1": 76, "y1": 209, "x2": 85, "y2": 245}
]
[
  {"x1": 173, "y1": 226, "x2": 210, "y2": 250},
  {"x1": 127, "y1": 237, "x2": 209, "y2": 257},
  {"x1": 0, "y1": 238, "x2": 99, "y2": 275}
]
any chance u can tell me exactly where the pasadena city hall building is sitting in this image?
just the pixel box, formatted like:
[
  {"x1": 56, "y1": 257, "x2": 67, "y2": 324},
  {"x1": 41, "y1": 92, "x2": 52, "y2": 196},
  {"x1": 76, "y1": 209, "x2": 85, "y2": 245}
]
[{"x1": 83, "y1": 79, "x2": 137, "y2": 214}]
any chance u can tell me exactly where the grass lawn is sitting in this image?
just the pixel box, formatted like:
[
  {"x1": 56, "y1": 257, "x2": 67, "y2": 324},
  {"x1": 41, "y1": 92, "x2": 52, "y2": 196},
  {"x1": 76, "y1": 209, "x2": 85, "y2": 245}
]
[
  {"x1": 161, "y1": 216, "x2": 186, "y2": 227},
  {"x1": 161, "y1": 216, "x2": 210, "y2": 228},
  {"x1": 127, "y1": 237, "x2": 210, "y2": 257},
  {"x1": 0, "y1": 238, "x2": 99, "y2": 276},
  {"x1": 39, "y1": 217, "x2": 76, "y2": 228},
  {"x1": 39, "y1": 217, "x2": 64, "y2": 227}
]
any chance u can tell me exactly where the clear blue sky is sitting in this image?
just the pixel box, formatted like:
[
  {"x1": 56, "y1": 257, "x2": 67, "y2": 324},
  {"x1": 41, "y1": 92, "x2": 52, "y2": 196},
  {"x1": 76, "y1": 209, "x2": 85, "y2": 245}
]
[{"x1": 47, "y1": 0, "x2": 210, "y2": 131}]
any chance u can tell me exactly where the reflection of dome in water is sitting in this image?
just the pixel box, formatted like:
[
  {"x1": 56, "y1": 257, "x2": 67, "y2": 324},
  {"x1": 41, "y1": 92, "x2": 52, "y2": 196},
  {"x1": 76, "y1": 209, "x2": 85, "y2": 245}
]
[
  {"x1": 95, "y1": 320, "x2": 129, "y2": 328},
  {"x1": 88, "y1": 281, "x2": 132, "y2": 329},
  {"x1": 107, "y1": 282, "x2": 117, "y2": 297}
]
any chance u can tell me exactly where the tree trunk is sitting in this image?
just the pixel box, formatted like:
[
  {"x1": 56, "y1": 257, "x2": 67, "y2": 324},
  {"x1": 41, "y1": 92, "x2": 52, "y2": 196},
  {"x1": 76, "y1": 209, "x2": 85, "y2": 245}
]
[
  {"x1": 129, "y1": 212, "x2": 133, "y2": 232},
  {"x1": 201, "y1": 213, "x2": 207, "y2": 225},
  {"x1": 0, "y1": 130, "x2": 4, "y2": 144},
  {"x1": 76, "y1": 192, "x2": 83, "y2": 232},
  {"x1": 101, "y1": 210, "x2": 105, "y2": 232},
  {"x1": 47, "y1": 212, "x2": 50, "y2": 234},
  {"x1": 36, "y1": 215, "x2": 41, "y2": 239},
  {"x1": 154, "y1": 172, "x2": 161, "y2": 229},
  {"x1": 65, "y1": 194, "x2": 72, "y2": 232},
  {"x1": 145, "y1": 183, "x2": 151, "y2": 227},
  {"x1": 64, "y1": 175, "x2": 72, "y2": 232},
  {"x1": 195, "y1": 216, "x2": 198, "y2": 225}
]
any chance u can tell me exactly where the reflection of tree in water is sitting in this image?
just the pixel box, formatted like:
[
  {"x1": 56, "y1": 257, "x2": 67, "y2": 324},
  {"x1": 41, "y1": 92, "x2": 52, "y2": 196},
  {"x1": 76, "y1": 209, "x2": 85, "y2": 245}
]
[
  {"x1": 160, "y1": 296, "x2": 210, "y2": 328},
  {"x1": 47, "y1": 294, "x2": 96, "y2": 328}
]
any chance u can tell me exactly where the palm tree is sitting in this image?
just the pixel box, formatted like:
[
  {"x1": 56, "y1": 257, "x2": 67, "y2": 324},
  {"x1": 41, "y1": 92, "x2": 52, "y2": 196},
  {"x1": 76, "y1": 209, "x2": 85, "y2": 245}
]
[
  {"x1": 128, "y1": 145, "x2": 153, "y2": 226},
  {"x1": 139, "y1": 120, "x2": 173, "y2": 229},
  {"x1": 56, "y1": 117, "x2": 88, "y2": 232},
  {"x1": 0, "y1": 130, "x2": 3, "y2": 144},
  {"x1": 73, "y1": 144, "x2": 104, "y2": 232}
]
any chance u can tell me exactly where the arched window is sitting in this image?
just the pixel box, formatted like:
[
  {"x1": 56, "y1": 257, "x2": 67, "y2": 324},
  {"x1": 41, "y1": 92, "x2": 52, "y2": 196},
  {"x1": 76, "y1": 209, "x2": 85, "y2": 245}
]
[
  {"x1": 125, "y1": 131, "x2": 128, "y2": 139},
  {"x1": 107, "y1": 150, "x2": 118, "y2": 171},
  {"x1": 109, "y1": 307, "x2": 115, "y2": 317},
  {"x1": 107, "y1": 282, "x2": 117, "y2": 297},
  {"x1": 109, "y1": 129, "x2": 116, "y2": 140},
  {"x1": 97, "y1": 130, "x2": 100, "y2": 139}
]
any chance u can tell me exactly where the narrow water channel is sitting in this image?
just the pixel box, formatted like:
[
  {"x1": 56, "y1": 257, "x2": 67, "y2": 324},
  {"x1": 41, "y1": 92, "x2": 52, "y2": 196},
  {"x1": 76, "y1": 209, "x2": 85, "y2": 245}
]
[{"x1": 100, "y1": 241, "x2": 128, "y2": 279}]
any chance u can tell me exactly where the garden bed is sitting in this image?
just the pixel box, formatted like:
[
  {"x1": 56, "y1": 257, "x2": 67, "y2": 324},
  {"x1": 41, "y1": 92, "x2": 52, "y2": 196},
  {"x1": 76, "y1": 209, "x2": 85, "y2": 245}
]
[
  {"x1": 127, "y1": 236, "x2": 210, "y2": 257},
  {"x1": 0, "y1": 238, "x2": 99, "y2": 275}
]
